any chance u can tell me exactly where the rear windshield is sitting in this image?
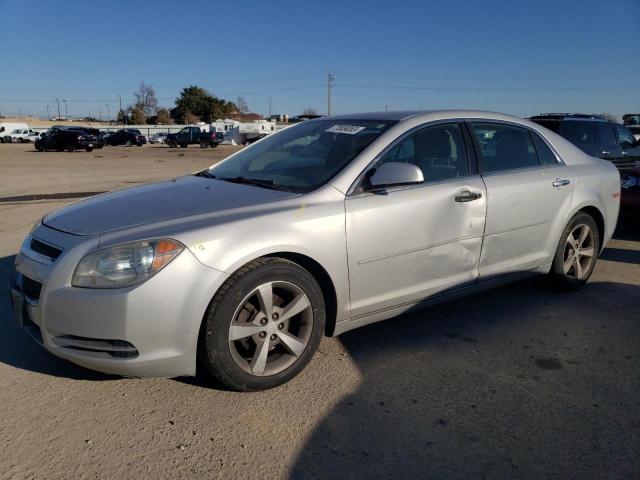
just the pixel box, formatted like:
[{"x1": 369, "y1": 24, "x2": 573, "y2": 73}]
[{"x1": 208, "y1": 119, "x2": 396, "y2": 193}]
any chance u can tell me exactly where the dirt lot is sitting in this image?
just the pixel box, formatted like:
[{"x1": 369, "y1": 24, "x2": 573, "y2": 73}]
[{"x1": 0, "y1": 143, "x2": 639, "y2": 479}]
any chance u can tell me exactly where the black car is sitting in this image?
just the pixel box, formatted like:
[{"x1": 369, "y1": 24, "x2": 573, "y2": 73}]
[
  {"x1": 166, "y1": 126, "x2": 221, "y2": 148},
  {"x1": 67, "y1": 127, "x2": 105, "y2": 148},
  {"x1": 529, "y1": 113, "x2": 640, "y2": 173},
  {"x1": 34, "y1": 127, "x2": 98, "y2": 152},
  {"x1": 105, "y1": 129, "x2": 147, "y2": 146}
]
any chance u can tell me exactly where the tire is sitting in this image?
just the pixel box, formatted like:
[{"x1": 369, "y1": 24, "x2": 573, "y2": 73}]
[
  {"x1": 17, "y1": 138, "x2": 23, "y2": 143},
  {"x1": 198, "y1": 257, "x2": 325, "y2": 391},
  {"x1": 243, "y1": 139, "x2": 252, "y2": 146},
  {"x1": 126, "y1": 140, "x2": 133, "y2": 147},
  {"x1": 548, "y1": 212, "x2": 600, "y2": 290},
  {"x1": 168, "y1": 139, "x2": 177, "y2": 148},
  {"x1": 209, "y1": 142, "x2": 218, "y2": 149},
  {"x1": 180, "y1": 143, "x2": 187, "y2": 148},
  {"x1": 86, "y1": 147, "x2": 93, "y2": 152},
  {"x1": 200, "y1": 140, "x2": 208, "y2": 149}
]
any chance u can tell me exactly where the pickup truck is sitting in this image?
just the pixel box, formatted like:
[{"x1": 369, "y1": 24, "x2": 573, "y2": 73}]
[{"x1": 166, "y1": 126, "x2": 222, "y2": 148}]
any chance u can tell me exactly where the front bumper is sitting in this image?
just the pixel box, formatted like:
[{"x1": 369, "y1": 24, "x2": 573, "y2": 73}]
[{"x1": 10, "y1": 224, "x2": 228, "y2": 377}]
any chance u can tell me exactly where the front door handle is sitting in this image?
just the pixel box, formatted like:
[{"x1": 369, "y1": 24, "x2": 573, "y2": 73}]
[
  {"x1": 601, "y1": 150, "x2": 610, "y2": 155},
  {"x1": 553, "y1": 178, "x2": 570, "y2": 187},
  {"x1": 621, "y1": 151, "x2": 628, "y2": 156},
  {"x1": 454, "y1": 191, "x2": 482, "y2": 203}
]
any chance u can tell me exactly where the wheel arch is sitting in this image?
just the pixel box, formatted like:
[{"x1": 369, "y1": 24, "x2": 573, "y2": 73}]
[
  {"x1": 263, "y1": 252, "x2": 338, "y2": 337},
  {"x1": 577, "y1": 205, "x2": 605, "y2": 251}
]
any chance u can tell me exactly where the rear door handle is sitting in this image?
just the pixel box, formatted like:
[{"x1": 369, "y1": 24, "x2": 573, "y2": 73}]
[
  {"x1": 454, "y1": 191, "x2": 482, "y2": 203},
  {"x1": 553, "y1": 178, "x2": 570, "y2": 187}
]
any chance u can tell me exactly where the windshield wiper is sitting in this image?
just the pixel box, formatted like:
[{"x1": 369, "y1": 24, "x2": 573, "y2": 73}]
[{"x1": 218, "y1": 176, "x2": 283, "y2": 190}]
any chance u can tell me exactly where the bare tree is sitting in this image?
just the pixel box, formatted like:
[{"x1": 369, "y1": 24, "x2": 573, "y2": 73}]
[
  {"x1": 302, "y1": 107, "x2": 318, "y2": 116},
  {"x1": 134, "y1": 82, "x2": 158, "y2": 116},
  {"x1": 236, "y1": 96, "x2": 249, "y2": 114}
]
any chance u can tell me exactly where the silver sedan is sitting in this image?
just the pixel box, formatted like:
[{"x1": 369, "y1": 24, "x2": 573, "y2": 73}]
[{"x1": 9, "y1": 111, "x2": 620, "y2": 390}]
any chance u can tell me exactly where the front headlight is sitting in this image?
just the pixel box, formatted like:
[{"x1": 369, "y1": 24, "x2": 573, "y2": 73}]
[{"x1": 72, "y1": 239, "x2": 184, "y2": 289}]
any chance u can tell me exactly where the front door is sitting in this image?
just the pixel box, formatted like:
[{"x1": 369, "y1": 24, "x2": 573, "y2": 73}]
[{"x1": 345, "y1": 122, "x2": 486, "y2": 319}]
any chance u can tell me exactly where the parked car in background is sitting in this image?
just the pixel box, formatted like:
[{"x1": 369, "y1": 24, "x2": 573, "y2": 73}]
[
  {"x1": 530, "y1": 113, "x2": 640, "y2": 173},
  {"x1": 627, "y1": 125, "x2": 640, "y2": 142},
  {"x1": 67, "y1": 127, "x2": 105, "y2": 149},
  {"x1": 166, "y1": 126, "x2": 221, "y2": 148},
  {"x1": 149, "y1": 132, "x2": 168, "y2": 144},
  {"x1": 25, "y1": 131, "x2": 44, "y2": 143},
  {"x1": 10, "y1": 110, "x2": 620, "y2": 391},
  {"x1": 105, "y1": 129, "x2": 146, "y2": 146},
  {"x1": 34, "y1": 127, "x2": 97, "y2": 152},
  {"x1": 8, "y1": 128, "x2": 36, "y2": 142},
  {"x1": 0, "y1": 122, "x2": 28, "y2": 142},
  {"x1": 620, "y1": 164, "x2": 640, "y2": 226}
]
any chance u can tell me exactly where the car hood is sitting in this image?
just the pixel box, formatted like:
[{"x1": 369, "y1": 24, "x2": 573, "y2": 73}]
[{"x1": 43, "y1": 175, "x2": 298, "y2": 235}]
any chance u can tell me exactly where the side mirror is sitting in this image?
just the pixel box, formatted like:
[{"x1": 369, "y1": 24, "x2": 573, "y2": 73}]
[{"x1": 368, "y1": 162, "x2": 424, "y2": 190}]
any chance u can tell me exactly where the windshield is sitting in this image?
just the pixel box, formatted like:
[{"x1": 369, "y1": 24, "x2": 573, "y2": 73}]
[{"x1": 207, "y1": 119, "x2": 396, "y2": 192}]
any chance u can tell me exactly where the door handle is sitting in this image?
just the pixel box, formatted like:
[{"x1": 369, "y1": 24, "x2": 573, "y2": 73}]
[
  {"x1": 621, "y1": 151, "x2": 628, "y2": 156},
  {"x1": 454, "y1": 191, "x2": 482, "y2": 203},
  {"x1": 601, "y1": 150, "x2": 610, "y2": 155},
  {"x1": 553, "y1": 178, "x2": 570, "y2": 187}
]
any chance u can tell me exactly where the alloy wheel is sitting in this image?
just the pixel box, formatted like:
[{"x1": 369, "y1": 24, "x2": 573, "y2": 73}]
[
  {"x1": 563, "y1": 223, "x2": 596, "y2": 280},
  {"x1": 228, "y1": 281, "x2": 313, "y2": 377}
]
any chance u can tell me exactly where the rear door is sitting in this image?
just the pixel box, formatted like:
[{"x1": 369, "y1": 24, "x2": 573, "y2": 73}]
[
  {"x1": 345, "y1": 122, "x2": 486, "y2": 318},
  {"x1": 597, "y1": 123, "x2": 622, "y2": 168},
  {"x1": 470, "y1": 122, "x2": 575, "y2": 278}
]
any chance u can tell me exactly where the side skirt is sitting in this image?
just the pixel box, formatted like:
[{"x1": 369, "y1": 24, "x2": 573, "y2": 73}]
[{"x1": 332, "y1": 264, "x2": 551, "y2": 336}]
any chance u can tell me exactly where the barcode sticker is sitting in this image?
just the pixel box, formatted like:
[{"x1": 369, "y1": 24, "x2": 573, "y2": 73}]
[{"x1": 326, "y1": 124, "x2": 366, "y2": 135}]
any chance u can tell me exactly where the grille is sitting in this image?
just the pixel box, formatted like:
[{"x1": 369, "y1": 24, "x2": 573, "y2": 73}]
[{"x1": 30, "y1": 238, "x2": 62, "y2": 260}]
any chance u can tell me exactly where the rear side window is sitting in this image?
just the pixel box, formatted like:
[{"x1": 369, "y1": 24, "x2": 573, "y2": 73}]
[
  {"x1": 598, "y1": 124, "x2": 616, "y2": 147},
  {"x1": 471, "y1": 123, "x2": 539, "y2": 173},
  {"x1": 561, "y1": 122, "x2": 597, "y2": 148},
  {"x1": 531, "y1": 133, "x2": 558, "y2": 165},
  {"x1": 615, "y1": 124, "x2": 636, "y2": 148}
]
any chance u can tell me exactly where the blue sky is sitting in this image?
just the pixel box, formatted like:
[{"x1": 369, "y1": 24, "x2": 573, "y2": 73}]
[{"x1": 0, "y1": 0, "x2": 638, "y2": 119}]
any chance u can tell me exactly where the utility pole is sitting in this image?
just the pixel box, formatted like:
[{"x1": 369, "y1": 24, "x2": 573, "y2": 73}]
[
  {"x1": 63, "y1": 99, "x2": 68, "y2": 119},
  {"x1": 98, "y1": 106, "x2": 102, "y2": 121},
  {"x1": 119, "y1": 94, "x2": 122, "y2": 114},
  {"x1": 56, "y1": 97, "x2": 61, "y2": 120},
  {"x1": 46, "y1": 105, "x2": 50, "y2": 120},
  {"x1": 327, "y1": 72, "x2": 335, "y2": 116},
  {"x1": 106, "y1": 104, "x2": 110, "y2": 122},
  {"x1": 268, "y1": 96, "x2": 272, "y2": 118}
]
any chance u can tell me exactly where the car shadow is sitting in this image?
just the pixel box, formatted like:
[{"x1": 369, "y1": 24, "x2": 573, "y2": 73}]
[
  {"x1": 290, "y1": 278, "x2": 640, "y2": 479},
  {"x1": 0, "y1": 255, "x2": 114, "y2": 381}
]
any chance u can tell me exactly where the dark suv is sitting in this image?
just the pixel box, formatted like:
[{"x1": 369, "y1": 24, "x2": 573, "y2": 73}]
[
  {"x1": 529, "y1": 114, "x2": 640, "y2": 173},
  {"x1": 105, "y1": 129, "x2": 147, "y2": 146},
  {"x1": 35, "y1": 127, "x2": 98, "y2": 152}
]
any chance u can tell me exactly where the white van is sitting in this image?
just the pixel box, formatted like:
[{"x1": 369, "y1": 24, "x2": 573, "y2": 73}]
[{"x1": 0, "y1": 123, "x2": 29, "y2": 143}]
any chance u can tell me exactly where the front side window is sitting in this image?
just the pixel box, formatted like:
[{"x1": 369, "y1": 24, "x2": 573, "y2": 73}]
[
  {"x1": 615, "y1": 124, "x2": 636, "y2": 148},
  {"x1": 376, "y1": 123, "x2": 469, "y2": 182},
  {"x1": 208, "y1": 119, "x2": 396, "y2": 192},
  {"x1": 598, "y1": 124, "x2": 617, "y2": 147},
  {"x1": 471, "y1": 123, "x2": 539, "y2": 173}
]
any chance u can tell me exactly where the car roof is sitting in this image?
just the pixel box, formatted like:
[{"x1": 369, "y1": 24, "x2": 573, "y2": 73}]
[{"x1": 314, "y1": 110, "x2": 535, "y2": 125}]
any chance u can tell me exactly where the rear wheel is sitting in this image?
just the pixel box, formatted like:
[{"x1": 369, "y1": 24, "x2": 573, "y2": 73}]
[
  {"x1": 548, "y1": 212, "x2": 599, "y2": 290},
  {"x1": 198, "y1": 257, "x2": 325, "y2": 391},
  {"x1": 168, "y1": 139, "x2": 177, "y2": 148},
  {"x1": 200, "y1": 140, "x2": 208, "y2": 149},
  {"x1": 126, "y1": 140, "x2": 133, "y2": 147},
  {"x1": 180, "y1": 143, "x2": 187, "y2": 148}
]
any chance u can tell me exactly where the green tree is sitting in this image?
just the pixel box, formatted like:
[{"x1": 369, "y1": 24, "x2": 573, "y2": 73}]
[
  {"x1": 156, "y1": 107, "x2": 171, "y2": 124},
  {"x1": 175, "y1": 85, "x2": 236, "y2": 123}
]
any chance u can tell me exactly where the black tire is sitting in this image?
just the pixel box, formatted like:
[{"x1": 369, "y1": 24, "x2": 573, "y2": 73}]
[
  {"x1": 209, "y1": 142, "x2": 218, "y2": 149},
  {"x1": 548, "y1": 212, "x2": 600, "y2": 290},
  {"x1": 200, "y1": 140, "x2": 208, "y2": 149},
  {"x1": 198, "y1": 257, "x2": 325, "y2": 391},
  {"x1": 180, "y1": 143, "x2": 187, "y2": 148},
  {"x1": 126, "y1": 140, "x2": 133, "y2": 147},
  {"x1": 17, "y1": 138, "x2": 23, "y2": 143},
  {"x1": 243, "y1": 139, "x2": 252, "y2": 146},
  {"x1": 168, "y1": 139, "x2": 177, "y2": 148},
  {"x1": 86, "y1": 147, "x2": 93, "y2": 152},
  {"x1": 137, "y1": 143, "x2": 143, "y2": 147}
]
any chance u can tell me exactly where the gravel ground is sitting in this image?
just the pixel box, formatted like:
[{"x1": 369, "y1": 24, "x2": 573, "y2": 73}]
[{"x1": 0, "y1": 143, "x2": 638, "y2": 479}]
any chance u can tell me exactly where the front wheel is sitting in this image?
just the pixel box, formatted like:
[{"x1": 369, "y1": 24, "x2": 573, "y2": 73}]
[
  {"x1": 198, "y1": 257, "x2": 325, "y2": 391},
  {"x1": 126, "y1": 140, "x2": 133, "y2": 147},
  {"x1": 548, "y1": 212, "x2": 600, "y2": 290}
]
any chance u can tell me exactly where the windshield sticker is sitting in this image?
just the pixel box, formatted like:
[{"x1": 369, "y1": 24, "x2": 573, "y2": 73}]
[{"x1": 326, "y1": 124, "x2": 366, "y2": 135}]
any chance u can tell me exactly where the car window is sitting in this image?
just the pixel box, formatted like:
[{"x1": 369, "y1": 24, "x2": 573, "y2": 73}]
[
  {"x1": 376, "y1": 123, "x2": 469, "y2": 182},
  {"x1": 615, "y1": 124, "x2": 636, "y2": 147},
  {"x1": 598, "y1": 124, "x2": 616, "y2": 147},
  {"x1": 471, "y1": 123, "x2": 539, "y2": 173},
  {"x1": 561, "y1": 121, "x2": 597, "y2": 148},
  {"x1": 531, "y1": 132, "x2": 558, "y2": 165}
]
